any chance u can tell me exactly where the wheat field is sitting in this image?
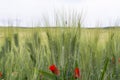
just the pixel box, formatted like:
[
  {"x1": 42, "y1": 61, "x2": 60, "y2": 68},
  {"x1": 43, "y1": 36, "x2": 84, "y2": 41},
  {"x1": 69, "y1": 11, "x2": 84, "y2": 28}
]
[{"x1": 0, "y1": 27, "x2": 120, "y2": 80}]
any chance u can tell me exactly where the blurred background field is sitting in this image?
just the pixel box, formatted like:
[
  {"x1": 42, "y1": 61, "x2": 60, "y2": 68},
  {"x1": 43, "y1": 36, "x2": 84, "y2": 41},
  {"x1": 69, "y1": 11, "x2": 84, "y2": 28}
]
[{"x1": 0, "y1": 27, "x2": 120, "y2": 47}]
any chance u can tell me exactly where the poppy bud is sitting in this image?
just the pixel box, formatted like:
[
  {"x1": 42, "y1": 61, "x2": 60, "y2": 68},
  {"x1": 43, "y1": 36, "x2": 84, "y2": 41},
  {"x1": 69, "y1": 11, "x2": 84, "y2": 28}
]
[
  {"x1": 74, "y1": 67, "x2": 80, "y2": 79},
  {"x1": 0, "y1": 72, "x2": 2, "y2": 78}
]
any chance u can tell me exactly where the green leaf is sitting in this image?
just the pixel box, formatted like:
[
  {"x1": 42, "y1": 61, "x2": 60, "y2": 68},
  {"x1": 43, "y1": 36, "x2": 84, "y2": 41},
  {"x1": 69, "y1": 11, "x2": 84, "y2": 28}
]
[{"x1": 39, "y1": 70, "x2": 56, "y2": 79}]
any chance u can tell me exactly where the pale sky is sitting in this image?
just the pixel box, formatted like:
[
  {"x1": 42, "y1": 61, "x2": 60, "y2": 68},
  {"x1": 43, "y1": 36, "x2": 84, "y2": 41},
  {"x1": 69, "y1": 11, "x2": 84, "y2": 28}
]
[{"x1": 0, "y1": 0, "x2": 120, "y2": 27}]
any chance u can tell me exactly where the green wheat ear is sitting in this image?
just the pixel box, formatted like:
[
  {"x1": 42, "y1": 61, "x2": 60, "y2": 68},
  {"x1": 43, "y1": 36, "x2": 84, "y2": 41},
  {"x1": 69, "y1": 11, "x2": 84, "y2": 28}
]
[
  {"x1": 0, "y1": 37, "x2": 12, "y2": 60},
  {"x1": 26, "y1": 41, "x2": 36, "y2": 66},
  {"x1": 33, "y1": 32, "x2": 40, "y2": 48},
  {"x1": 13, "y1": 33, "x2": 19, "y2": 47},
  {"x1": 4, "y1": 37, "x2": 11, "y2": 53}
]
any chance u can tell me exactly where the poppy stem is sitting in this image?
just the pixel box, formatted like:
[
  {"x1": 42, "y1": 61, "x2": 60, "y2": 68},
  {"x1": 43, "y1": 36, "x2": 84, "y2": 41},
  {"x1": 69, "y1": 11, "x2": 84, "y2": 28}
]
[{"x1": 56, "y1": 76, "x2": 57, "y2": 80}]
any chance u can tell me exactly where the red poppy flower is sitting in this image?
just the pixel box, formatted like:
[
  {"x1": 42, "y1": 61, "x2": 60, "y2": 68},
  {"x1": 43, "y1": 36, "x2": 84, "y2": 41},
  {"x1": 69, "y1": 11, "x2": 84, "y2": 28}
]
[
  {"x1": 49, "y1": 64, "x2": 60, "y2": 76},
  {"x1": 74, "y1": 67, "x2": 80, "y2": 79},
  {"x1": 118, "y1": 58, "x2": 120, "y2": 63},
  {"x1": 0, "y1": 72, "x2": 2, "y2": 78}
]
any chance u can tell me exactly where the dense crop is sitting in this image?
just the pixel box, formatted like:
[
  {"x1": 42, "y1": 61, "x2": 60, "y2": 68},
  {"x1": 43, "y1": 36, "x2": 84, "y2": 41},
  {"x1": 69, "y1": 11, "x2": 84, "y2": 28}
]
[{"x1": 0, "y1": 27, "x2": 120, "y2": 80}]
